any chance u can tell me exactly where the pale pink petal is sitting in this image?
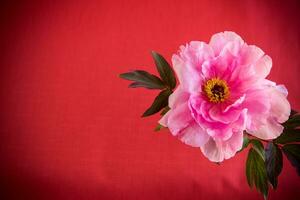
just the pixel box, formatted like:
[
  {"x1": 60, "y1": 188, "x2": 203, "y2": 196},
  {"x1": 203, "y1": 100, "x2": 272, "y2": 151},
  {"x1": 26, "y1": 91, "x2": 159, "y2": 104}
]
[
  {"x1": 227, "y1": 46, "x2": 267, "y2": 90},
  {"x1": 221, "y1": 130, "x2": 244, "y2": 160},
  {"x1": 247, "y1": 118, "x2": 284, "y2": 140},
  {"x1": 159, "y1": 87, "x2": 190, "y2": 127},
  {"x1": 202, "y1": 49, "x2": 236, "y2": 80},
  {"x1": 238, "y1": 45, "x2": 264, "y2": 66},
  {"x1": 172, "y1": 41, "x2": 214, "y2": 94},
  {"x1": 167, "y1": 102, "x2": 193, "y2": 136},
  {"x1": 243, "y1": 89, "x2": 270, "y2": 116},
  {"x1": 253, "y1": 55, "x2": 272, "y2": 79},
  {"x1": 245, "y1": 87, "x2": 290, "y2": 140},
  {"x1": 200, "y1": 130, "x2": 243, "y2": 162},
  {"x1": 168, "y1": 86, "x2": 190, "y2": 109},
  {"x1": 172, "y1": 55, "x2": 202, "y2": 94},
  {"x1": 243, "y1": 89, "x2": 270, "y2": 132},
  {"x1": 275, "y1": 84, "x2": 288, "y2": 97},
  {"x1": 219, "y1": 40, "x2": 243, "y2": 57},
  {"x1": 179, "y1": 41, "x2": 214, "y2": 70},
  {"x1": 209, "y1": 31, "x2": 244, "y2": 56},
  {"x1": 262, "y1": 79, "x2": 276, "y2": 87},
  {"x1": 269, "y1": 87, "x2": 291, "y2": 123},
  {"x1": 209, "y1": 105, "x2": 241, "y2": 124},
  {"x1": 178, "y1": 121, "x2": 210, "y2": 147},
  {"x1": 158, "y1": 111, "x2": 170, "y2": 127},
  {"x1": 200, "y1": 137, "x2": 224, "y2": 162},
  {"x1": 206, "y1": 127, "x2": 233, "y2": 141}
]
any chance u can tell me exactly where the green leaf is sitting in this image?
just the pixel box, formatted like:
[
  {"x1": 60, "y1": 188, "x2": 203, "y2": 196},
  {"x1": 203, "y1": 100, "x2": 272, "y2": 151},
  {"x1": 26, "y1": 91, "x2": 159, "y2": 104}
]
[
  {"x1": 250, "y1": 139, "x2": 265, "y2": 161},
  {"x1": 160, "y1": 106, "x2": 170, "y2": 116},
  {"x1": 265, "y1": 142, "x2": 283, "y2": 189},
  {"x1": 276, "y1": 110, "x2": 300, "y2": 144},
  {"x1": 238, "y1": 135, "x2": 250, "y2": 152},
  {"x1": 246, "y1": 148, "x2": 269, "y2": 199},
  {"x1": 282, "y1": 144, "x2": 300, "y2": 175},
  {"x1": 142, "y1": 89, "x2": 172, "y2": 117},
  {"x1": 291, "y1": 109, "x2": 298, "y2": 117},
  {"x1": 274, "y1": 128, "x2": 300, "y2": 144},
  {"x1": 154, "y1": 124, "x2": 165, "y2": 132},
  {"x1": 119, "y1": 70, "x2": 165, "y2": 90},
  {"x1": 151, "y1": 51, "x2": 177, "y2": 89},
  {"x1": 283, "y1": 112, "x2": 300, "y2": 129}
]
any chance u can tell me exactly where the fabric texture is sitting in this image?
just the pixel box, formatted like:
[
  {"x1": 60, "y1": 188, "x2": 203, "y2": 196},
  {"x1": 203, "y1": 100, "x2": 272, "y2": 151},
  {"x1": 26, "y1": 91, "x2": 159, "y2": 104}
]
[{"x1": 1, "y1": 0, "x2": 300, "y2": 199}]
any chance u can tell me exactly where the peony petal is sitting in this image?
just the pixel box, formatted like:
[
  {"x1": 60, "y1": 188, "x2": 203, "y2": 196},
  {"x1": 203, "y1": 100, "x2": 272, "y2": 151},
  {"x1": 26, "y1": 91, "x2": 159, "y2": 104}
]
[
  {"x1": 247, "y1": 118, "x2": 284, "y2": 140},
  {"x1": 243, "y1": 89, "x2": 270, "y2": 116},
  {"x1": 253, "y1": 55, "x2": 272, "y2": 79},
  {"x1": 179, "y1": 41, "x2": 214, "y2": 70},
  {"x1": 159, "y1": 87, "x2": 190, "y2": 128},
  {"x1": 209, "y1": 31, "x2": 244, "y2": 56},
  {"x1": 222, "y1": 130, "x2": 244, "y2": 160},
  {"x1": 206, "y1": 127, "x2": 233, "y2": 141},
  {"x1": 245, "y1": 86, "x2": 290, "y2": 140},
  {"x1": 243, "y1": 89, "x2": 271, "y2": 133},
  {"x1": 172, "y1": 41, "x2": 214, "y2": 94},
  {"x1": 178, "y1": 121, "x2": 209, "y2": 147},
  {"x1": 205, "y1": 108, "x2": 247, "y2": 141},
  {"x1": 219, "y1": 40, "x2": 243, "y2": 57},
  {"x1": 208, "y1": 95, "x2": 245, "y2": 124},
  {"x1": 269, "y1": 87, "x2": 291, "y2": 123},
  {"x1": 238, "y1": 45, "x2": 264, "y2": 66},
  {"x1": 168, "y1": 86, "x2": 190, "y2": 109},
  {"x1": 202, "y1": 49, "x2": 236, "y2": 80},
  {"x1": 226, "y1": 46, "x2": 267, "y2": 90},
  {"x1": 158, "y1": 111, "x2": 170, "y2": 127},
  {"x1": 172, "y1": 54, "x2": 202, "y2": 94},
  {"x1": 224, "y1": 94, "x2": 246, "y2": 112},
  {"x1": 200, "y1": 130, "x2": 243, "y2": 162},
  {"x1": 189, "y1": 95, "x2": 222, "y2": 124},
  {"x1": 200, "y1": 137, "x2": 223, "y2": 162},
  {"x1": 275, "y1": 84, "x2": 288, "y2": 97},
  {"x1": 167, "y1": 102, "x2": 193, "y2": 136},
  {"x1": 209, "y1": 105, "x2": 240, "y2": 124}
]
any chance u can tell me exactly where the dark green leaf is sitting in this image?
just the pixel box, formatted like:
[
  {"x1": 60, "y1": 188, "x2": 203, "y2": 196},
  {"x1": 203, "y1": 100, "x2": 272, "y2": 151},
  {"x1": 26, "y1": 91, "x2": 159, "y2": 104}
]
[
  {"x1": 238, "y1": 135, "x2": 250, "y2": 152},
  {"x1": 274, "y1": 128, "x2": 300, "y2": 144},
  {"x1": 276, "y1": 110, "x2": 300, "y2": 144},
  {"x1": 142, "y1": 89, "x2": 172, "y2": 117},
  {"x1": 291, "y1": 109, "x2": 298, "y2": 117},
  {"x1": 151, "y1": 51, "x2": 177, "y2": 89},
  {"x1": 246, "y1": 148, "x2": 269, "y2": 199},
  {"x1": 283, "y1": 113, "x2": 300, "y2": 129},
  {"x1": 284, "y1": 121, "x2": 300, "y2": 129},
  {"x1": 250, "y1": 139, "x2": 265, "y2": 161},
  {"x1": 128, "y1": 82, "x2": 159, "y2": 89},
  {"x1": 119, "y1": 70, "x2": 165, "y2": 89},
  {"x1": 160, "y1": 106, "x2": 170, "y2": 116},
  {"x1": 282, "y1": 144, "x2": 300, "y2": 175},
  {"x1": 265, "y1": 142, "x2": 283, "y2": 189}
]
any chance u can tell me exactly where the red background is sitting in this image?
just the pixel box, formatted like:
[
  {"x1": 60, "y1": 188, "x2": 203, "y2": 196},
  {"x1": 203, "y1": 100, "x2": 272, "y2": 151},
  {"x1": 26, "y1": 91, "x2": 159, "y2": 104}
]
[{"x1": 1, "y1": 0, "x2": 300, "y2": 199}]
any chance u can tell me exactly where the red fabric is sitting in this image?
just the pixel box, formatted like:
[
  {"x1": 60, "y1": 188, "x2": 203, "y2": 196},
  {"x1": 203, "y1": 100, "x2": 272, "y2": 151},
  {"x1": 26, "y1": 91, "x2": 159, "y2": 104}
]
[{"x1": 1, "y1": 0, "x2": 300, "y2": 199}]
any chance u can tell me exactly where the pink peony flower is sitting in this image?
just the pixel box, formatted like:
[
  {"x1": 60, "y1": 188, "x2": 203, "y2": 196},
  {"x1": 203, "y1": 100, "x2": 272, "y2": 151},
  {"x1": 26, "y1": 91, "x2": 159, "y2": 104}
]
[{"x1": 159, "y1": 31, "x2": 291, "y2": 162}]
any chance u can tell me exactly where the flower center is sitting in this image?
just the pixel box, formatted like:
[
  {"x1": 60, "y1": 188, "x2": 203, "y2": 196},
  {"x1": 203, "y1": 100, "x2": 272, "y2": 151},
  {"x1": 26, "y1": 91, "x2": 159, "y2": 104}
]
[{"x1": 203, "y1": 78, "x2": 230, "y2": 103}]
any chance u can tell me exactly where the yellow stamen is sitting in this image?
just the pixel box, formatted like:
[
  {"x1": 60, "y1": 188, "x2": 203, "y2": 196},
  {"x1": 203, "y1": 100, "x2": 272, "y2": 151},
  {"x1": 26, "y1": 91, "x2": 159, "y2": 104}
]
[{"x1": 203, "y1": 77, "x2": 230, "y2": 103}]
